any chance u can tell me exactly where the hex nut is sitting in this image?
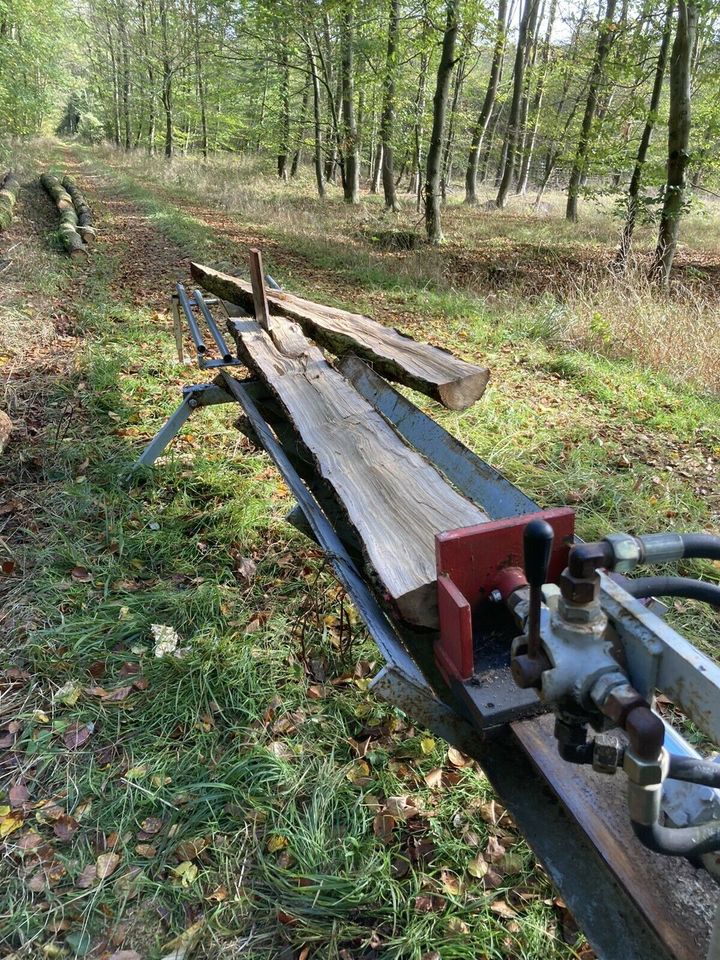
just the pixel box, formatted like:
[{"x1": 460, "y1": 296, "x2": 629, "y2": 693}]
[
  {"x1": 624, "y1": 750, "x2": 665, "y2": 786},
  {"x1": 592, "y1": 735, "x2": 623, "y2": 775},
  {"x1": 604, "y1": 533, "x2": 641, "y2": 574},
  {"x1": 602, "y1": 683, "x2": 646, "y2": 725},
  {"x1": 558, "y1": 569, "x2": 600, "y2": 605}
]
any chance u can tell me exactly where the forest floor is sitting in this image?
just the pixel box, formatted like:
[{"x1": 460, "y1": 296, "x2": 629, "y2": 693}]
[{"x1": 0, "y1": 139, "x2": 718, "y2": 960}]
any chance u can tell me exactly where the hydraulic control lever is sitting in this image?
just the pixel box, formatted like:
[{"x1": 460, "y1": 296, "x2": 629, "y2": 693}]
[
  {"x1": 523, "y1": 518, "x2": 554, "y2": 659},
  {"x1": 510, "y1": 519, "x2": 554, "y2": 690}
]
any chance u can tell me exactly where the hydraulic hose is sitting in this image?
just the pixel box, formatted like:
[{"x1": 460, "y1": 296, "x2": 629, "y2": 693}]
[
  {"x1": 631, "y1": 819, "x2": 720, "y2": 857},
  {"x1": 679, "y1": 533, "x2": 720, "y2": 562},
  {"x1": 624, "y1": 576, "x2": 720, "y2": 608},
  {"x1": 668, "y1": 754, "x2": 720, "y2": 789}
]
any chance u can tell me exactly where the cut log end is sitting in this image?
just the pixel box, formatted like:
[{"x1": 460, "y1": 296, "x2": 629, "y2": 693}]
[{"x1": 438, "y1": 369, "x2": 491, "y2": 411}]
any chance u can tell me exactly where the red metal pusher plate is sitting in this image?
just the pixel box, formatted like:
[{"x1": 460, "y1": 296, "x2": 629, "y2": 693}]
[{"x1": 435, "y1": 508, "x2": 576, "y2": 682}]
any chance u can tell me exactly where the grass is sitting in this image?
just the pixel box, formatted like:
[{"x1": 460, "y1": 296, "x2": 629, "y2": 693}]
[{"x1": 0, "y1": 139, "x2": 718, "y2": 959}]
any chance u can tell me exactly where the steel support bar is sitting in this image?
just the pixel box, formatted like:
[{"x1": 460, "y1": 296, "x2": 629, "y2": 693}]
[{"x1": 193, "y1": 287, "x2": 233, "y2": 362}]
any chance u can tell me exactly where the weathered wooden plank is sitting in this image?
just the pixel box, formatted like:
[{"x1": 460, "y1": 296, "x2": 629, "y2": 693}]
[
  {"x1": 190, "y1": 261, "x2": 490, "y2": 410},
  {"x1": 512, "y1": 715, "x2": 716, "y2": 960},
  {"x1": 232, "y1": 313, "x2": 488, "y2": 627}
]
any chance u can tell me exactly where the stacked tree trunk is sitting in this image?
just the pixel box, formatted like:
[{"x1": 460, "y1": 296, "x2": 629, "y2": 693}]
[
  {"x1": 0, "y1": 172, "x2": 20, "y2": 232},
  {"x1": 40, "y1": 174, "x2": 89, "y2": 259},
  {"x1": 62, "y1": 177, "x2": 96, "y2": 246}
]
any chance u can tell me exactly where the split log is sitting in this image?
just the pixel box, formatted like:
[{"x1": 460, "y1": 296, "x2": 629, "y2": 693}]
[
  {"x1": 191, "y1": 262, "x2": 489, "y2": 410},
  {"x1": 61, "y1": 176, "x2": 96, "y2": 245},
  {"x1": 40, "y1": 174, "x2": 86, "y2": 259},
  {"x1": 228, "y1": 313, "x2": 488, "y2": 627},
  {"x1": 0, "y1": 172, "x2": 19, "y2": 232}
]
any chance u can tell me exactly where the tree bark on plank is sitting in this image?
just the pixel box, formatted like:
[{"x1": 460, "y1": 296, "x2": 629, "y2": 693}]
[
  {"x1": 0, "y1": 172, "x2": 19, "y2": 231},
  {"x1": 230, "y1": 313, "x2": 488, "y2": 628},
  {"x1": 40, "y1": 174, "x2": 87, "y2": 258},
  {"x1": 190, "y1": 262, "x2": 490, "y2": 410}
]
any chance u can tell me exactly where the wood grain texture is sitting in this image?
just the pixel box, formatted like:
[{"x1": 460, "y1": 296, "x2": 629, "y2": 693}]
[
  {"x1": 230, "y1": 313, "x2": 488, "y2": 627},
  {"x1": 512, "y1": 715, "x2": 716, "y2": 960},
  {"x1": 191, "y1": 261, "x2": 489, "y2": 409}
]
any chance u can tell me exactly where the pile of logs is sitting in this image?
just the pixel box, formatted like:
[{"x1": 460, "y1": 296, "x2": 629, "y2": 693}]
[
  {"x1": 0, "y1": 171, "x2": 19, "y2": 232},
  {"x1": 62, "y1": 177, "x2": 95, "y2": 246},
  {"x1": 40, "y1": 174, "x2": 94, "y2": 258}
]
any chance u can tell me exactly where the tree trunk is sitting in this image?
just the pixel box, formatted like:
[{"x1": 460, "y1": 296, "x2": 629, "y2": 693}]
[
  {"x1": 513, "y1": 0, "x2": 542, "y2": 189},
  {"x1": 380, "y1": 0, "x2": 400, "y2": 210},
  {"x1": 117, "y1": 1, "x2": 132, "y2": 150},
  {"x1": 306, "y1": 44, "x2": 326, "y2": 198},
  {"x1": 291, "y1": 79, "x2": 311, "y2": 177},
  {"x1": 340, "y1": 2, "x2": 360, "y2": 203},
  {"x1": 277, "y1": 46, "x2": 291, "y2": 179},
  {"x1": 465, "y1": 0, "x2": 508, "y2": 204},
  {"x1": 615, "y1": 0, "x2": 674, "y2": 270},
  {"x1": 517, "y1": 0, "x2": 557, "y2": 194},
  {"x1": 441, "y1": 33, "x2": 470, "y2": 199},
  {"x1": 160, "y1": 0, "x2": 173, "y2": 159},
  {"x1": 371, "y1": 143, "x2": 383, "y2": 193},
  {"x1": 413, "y1": 50, "x2": 429, "y2": 209},
  {"x1": 651, "y1": 0, "x2": 696, "y2": 286},
  {"x1": 193, "y1": 0, "x2": 209, "y2": 159},
  {"x1": 496, "y1": 0, "x2": 540, "y2": 208},
  {"x1": 565, "y1": 0, "x2": 619, "y2": 222},
  {"x1": 425, "y1": 0, "x2": 459, "y2": 243}
]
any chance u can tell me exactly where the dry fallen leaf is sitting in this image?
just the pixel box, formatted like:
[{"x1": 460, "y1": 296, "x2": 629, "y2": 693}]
[
  {"x1": 372, "y1": 812, "x2": 396, "y2": 844},
  {"x1": 138, "y1": 816, "x2": 163, "y2": 836},
  {"x1": 267, "y1": 835, "x2": 288, "y2": 853},
  {"x1": 447, "y1": 747, "x2": 469, "y2": 768},
  {"x1": 135, "y1": 843, "x2": 157, "y2": 857},
  {"x1": 467, "y1": 852, "x2": 488, "y2": 879},
  {"x1": 108, "y1": 951, "x2": 142, "y2": 960},
  {"x1": 63, "y1": 721, "x2": 94, "y2": 750},
  {"x1": 53, "y1": 814, "x2": 79, "y2": 842},
  {"x1": 96, "y1": 852, "x2": 121, "y2": 880},
  {"x1": 9, "y1": 781, "x2": 29, "y2": 809},
  {"x1": 491, "y1": 899, "x2": 519, "y2": 919},
  {"x1": 71, "y1": 566, "x2": 92, "y2": 582},
  {"x1": 75, "y1": 863, "x2": 97, "y2": 890}
]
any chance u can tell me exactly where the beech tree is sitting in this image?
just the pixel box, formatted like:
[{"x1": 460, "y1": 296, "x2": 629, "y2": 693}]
[
  {"x1": 425, "y1": 0, "x2": 459, "y2": 243},
  {"x1": 652, "y1": 0, "x2": 698, "y2": 285}
]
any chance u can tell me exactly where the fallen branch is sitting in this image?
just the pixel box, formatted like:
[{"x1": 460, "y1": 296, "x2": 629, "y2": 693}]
[
  {"x1": 0, "y1": 172, "x2": 19, "y2": 232},
  {"x1": 40, "y1": 174, "x2": 87, "y2": 259},
  {"x1": 61, "y1": 176, "x2": 96, "y2": 245},
  {"x1": 190, "y1": 261, "x2": 490, "y2": 410}
]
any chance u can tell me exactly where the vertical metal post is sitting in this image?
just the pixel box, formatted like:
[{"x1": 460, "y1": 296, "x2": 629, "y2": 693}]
[
  {"x1": 249, "y1": 248, "x2": 271, "y2": 331},
  {"x1": 171, "y1": 295, "x2": 186, "y2": 364}
]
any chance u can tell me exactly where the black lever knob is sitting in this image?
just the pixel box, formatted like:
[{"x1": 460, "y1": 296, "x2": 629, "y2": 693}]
[{"x1": 523, "y1": 519, "x2": 554, "y2": 659}]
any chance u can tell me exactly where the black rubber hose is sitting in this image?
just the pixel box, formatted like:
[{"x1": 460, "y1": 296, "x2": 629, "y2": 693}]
[
  {"x1": 624, "y1": 576, "x2": 720, "y2": 608},
  {"x1": 632, "y1": 819, "x2": 720, "y2": 857},
  {"x1": 668, "y1": 754, "x2": 720, "y2": 788},
  {"x1": 679, "y1": 533, "x2": 720, "y2": 562}
]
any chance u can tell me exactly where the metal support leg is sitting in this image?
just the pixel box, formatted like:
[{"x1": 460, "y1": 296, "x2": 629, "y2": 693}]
[
  {"x1": 133, "y1": 382, "x2": 236, "y2": 468},
  {"x1": 135, "y1": 398, "x2": 195, "y2": 467}
]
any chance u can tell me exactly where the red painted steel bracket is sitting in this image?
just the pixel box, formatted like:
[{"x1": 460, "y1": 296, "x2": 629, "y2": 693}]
[{"x1": 435, "y1": 508, "x2": 576, "y2": 683}]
